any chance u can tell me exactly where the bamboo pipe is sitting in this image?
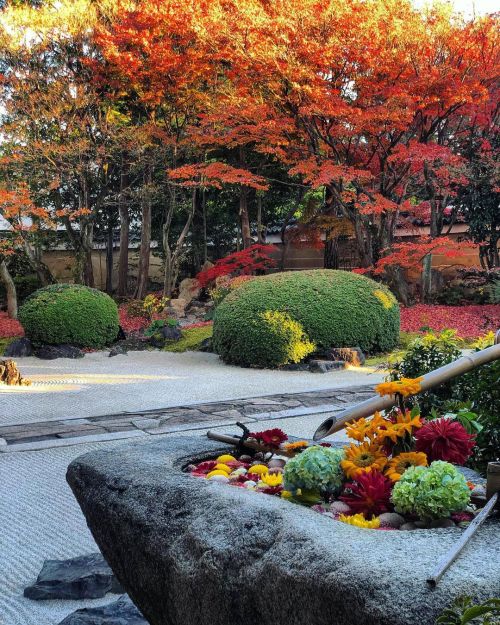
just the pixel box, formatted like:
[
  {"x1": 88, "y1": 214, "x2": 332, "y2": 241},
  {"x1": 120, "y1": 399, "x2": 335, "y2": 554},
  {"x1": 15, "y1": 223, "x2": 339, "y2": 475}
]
[
  {"x1": 313, "y1": 334, "x2": 500, "y2": 441},
  {"x1": 206, "y1": 430, "x2": 298, "y2": 457},
  {"x1": 427, "y1": 461, "x2": 500, "y2": 586}
]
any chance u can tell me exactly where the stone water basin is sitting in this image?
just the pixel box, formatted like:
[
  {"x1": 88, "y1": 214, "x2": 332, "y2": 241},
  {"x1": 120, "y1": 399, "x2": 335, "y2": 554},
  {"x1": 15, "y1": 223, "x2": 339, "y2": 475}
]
[{"x1": 67, "y1": 436, "x2": 500, "y2": 625}]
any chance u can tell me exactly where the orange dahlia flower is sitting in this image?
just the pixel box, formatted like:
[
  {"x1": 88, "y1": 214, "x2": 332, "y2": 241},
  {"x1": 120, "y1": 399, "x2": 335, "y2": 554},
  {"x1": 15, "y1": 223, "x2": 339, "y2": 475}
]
[{"x1": 341, "y1": 441, "x2": 387, "y2": 479}]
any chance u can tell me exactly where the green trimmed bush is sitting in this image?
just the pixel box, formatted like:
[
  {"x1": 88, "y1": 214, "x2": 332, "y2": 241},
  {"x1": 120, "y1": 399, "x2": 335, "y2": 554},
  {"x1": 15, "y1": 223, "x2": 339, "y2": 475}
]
[
  {"x1": 213, "y1": 270, "x2": 399, "y2": 367},
  {"x1": 19, "y1": 284, "x2": 119, "y2": 348}
]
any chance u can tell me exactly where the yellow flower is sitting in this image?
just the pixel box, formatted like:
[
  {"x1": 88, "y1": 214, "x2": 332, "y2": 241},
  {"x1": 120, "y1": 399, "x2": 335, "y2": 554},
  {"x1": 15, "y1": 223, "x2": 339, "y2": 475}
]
[
  {"x1": 206, "y1": 470, "x2": 230, "y2": 479},
  {"x1": 375, "y1": 411, "x2": 422, "y2": 444},
  {"x1": 341, "y1": 441, "x2": 387, "y2": 479},
  {"x1": 217, "y1": 454, "x2": 236, "y2": 463},
  {"x1": 375, "y1": 377, "x2": 423, "y2": 398},
  {"x1": 281, "y1": 490, "x2": 293, "y2": 499},
  {"x1": 260, "y1": 472, "x2": 283, "y2": 487},
  {"x1": 346, "y1": 412, "x2": 388, "y2": 442},
  {"x1": 385, "y1": 452, "x2": 428, "y2": 482},
  {"x1": 338, "y1": 513, "x2": 381, "y2": 529},
  {"x1": 214, "y1": 463, "x2": 232, "y2": 473},
  {"x1": 247, "y1": 464, "x2": 268, "y2": 475},
  {"x1": 284, "y1": 441, "x2": 309, "y2": 451}
]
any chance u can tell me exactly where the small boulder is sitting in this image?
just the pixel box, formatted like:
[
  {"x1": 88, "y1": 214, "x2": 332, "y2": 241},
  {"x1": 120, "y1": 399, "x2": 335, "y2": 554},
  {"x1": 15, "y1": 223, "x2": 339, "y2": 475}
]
[
  {"x1": 35, "y1": 345, "x2": 84, "y2": 360},
  {"x1": 281, "y1": 362, "x2": 310, "y2": 371},
  {"x1": 308, "y1": 360, "x2": 346, "y2": 373},
  {"x1": 326, "y1": 347, "x2": 365, "y2": 367},
  {"x1": 4, "y1": 337, "x2": 33, "y2": 358},
  {"x1": 109, "y1": 345, "x2": 128, "y2": 358},
  {"x1": 161, "y1": 325, "x2": 182, "y2": 341},
  {"x1": 57, "y1": 595, "x2": 147, "y2": 625},
  {"x1": 169, "y1": 298, "x2": 188, "y2": 318},
  {"x1": 178, "y1": 277, "x2": 201, "y2": 306},
  {"x1": 24, "y1": 553, "x2": 123, "y2": 600},
  {"x1": 198, "y1": 337, "x2": 213, "y2": 353}
]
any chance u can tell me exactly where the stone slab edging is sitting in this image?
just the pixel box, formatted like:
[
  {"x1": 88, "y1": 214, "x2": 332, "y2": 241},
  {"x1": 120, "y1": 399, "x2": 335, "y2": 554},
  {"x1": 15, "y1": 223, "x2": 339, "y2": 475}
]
[
  {"x1": 0, "y1": 385, "x2": 374, "y2": 452},
  {"x1": 67, "y1": 435, "x2": 500, "y2": 625}
]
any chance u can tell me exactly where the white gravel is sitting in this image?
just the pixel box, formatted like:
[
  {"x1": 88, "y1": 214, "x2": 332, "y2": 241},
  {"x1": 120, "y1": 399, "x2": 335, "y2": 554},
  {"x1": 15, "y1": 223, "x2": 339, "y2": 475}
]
[{"x1": 2, "y1": 351, "x2": 383, "y2": 426}]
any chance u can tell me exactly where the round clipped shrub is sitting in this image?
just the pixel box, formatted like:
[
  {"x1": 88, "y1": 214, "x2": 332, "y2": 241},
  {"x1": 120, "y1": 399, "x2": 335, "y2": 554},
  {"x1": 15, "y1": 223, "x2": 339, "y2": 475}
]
[
  {"x1": 19, "y1": 284, "x2": 119, "y2": 348},
  {"x1": 213, "y1": 270, "x2": 399, "y2": 366},
  {"x1": 284, "y1": 446, "x2": 345, "y2": 494},
  {"x1": 391, "y1": 461, "x2": 470, "y2": 520}
]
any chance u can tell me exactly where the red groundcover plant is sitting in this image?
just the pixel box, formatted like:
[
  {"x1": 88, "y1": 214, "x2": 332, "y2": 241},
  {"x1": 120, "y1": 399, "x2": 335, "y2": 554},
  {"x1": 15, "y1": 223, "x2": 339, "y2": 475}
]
[
  {"x1": 197, "y1": 244, "x2": 278, "y2": 288},
  {"x1": 400, "y1": 305, "x2": 500, "y2": 339},
  {"x1": 0, "y1": 312, "x2": 24, "y2": 338}
]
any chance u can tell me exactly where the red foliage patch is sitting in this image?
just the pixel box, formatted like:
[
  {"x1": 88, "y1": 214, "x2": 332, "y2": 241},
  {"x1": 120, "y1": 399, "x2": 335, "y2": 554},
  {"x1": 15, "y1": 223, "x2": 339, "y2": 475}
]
[
  {"x1": 196, "y1": 244, "x2": 278, "y2": 288},
  {"x1": 400, "y1": 304, "x2": 500, "y2": 339},
  {"x1": 118, "y1": 306, "x2": 149, "y2": 333},
  {"x1": 0, "y1": 312, "x2": 24, "y2": 338}
]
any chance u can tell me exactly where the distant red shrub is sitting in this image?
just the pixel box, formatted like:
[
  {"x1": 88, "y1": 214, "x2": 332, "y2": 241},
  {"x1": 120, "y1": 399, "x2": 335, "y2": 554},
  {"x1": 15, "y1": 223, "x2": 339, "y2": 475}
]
[
  {"x1": 197, "y1": 244, "x2": 278, "y2": 288},
  {"x1": 0, "y1": 312, "x2": 24, "y2": 338}
]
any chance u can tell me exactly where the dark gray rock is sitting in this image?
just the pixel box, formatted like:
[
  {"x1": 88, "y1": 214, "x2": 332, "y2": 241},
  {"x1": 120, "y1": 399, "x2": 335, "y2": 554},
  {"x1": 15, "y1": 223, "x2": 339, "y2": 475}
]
[
  {"x1": 67, "y1": 437, "x2": 500, "y2": 625},
  {"x1": 4, "y1": 337, "x2": 33, "y2": 357},
  {"x1": 161, "y1": 325, "x2": 182, "y2": 341},
  {"x1": 198, "y1": 337, "x2": 213, "y2": 353},
  {"x1": 281, "y1": 362, "x2": 309, "y2": 371},
  {"x1": 116, "y1": 326, "x2": 127, "y2": 341},
  {"x1": 24, "y1": 553, "x2": 123, "y2": 600},
  {"x1": 35, "y1": 345, "x2": 84, "y2": 360},
  {"x1": 109, "y1": 345, "x2": 128, "y2": 358},
  {"x1": 308, "y1": 359, "x2": 346, "y2": 373},
  {"x1": 326, "y1": 347, "x2": 365, "y2": 366},
  {"x1": 58, "y1": 595, "x2": 147, "y2": 625}
]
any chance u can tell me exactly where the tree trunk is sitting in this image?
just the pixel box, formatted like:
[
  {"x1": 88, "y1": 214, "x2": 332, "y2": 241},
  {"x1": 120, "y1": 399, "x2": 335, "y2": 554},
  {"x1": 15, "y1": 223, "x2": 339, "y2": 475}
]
[
  {"x1": 134, "y1": 162, "x2": 152, "y2": 300},
  {"x1": 117, "y1": 166, "x2": 129, "y2": 296},
  {"x1": 105, "y1": 208, "x2": 114, "y2": 294},
  {"x1": 22, "y1": 240, "x2": 54, "y2": 286},
  {"x1": 81, "y1": 219, "x2": 95, "y2": 287},
  {"x1": 239, "y1": 185, "x2": 252, "y2": 248},
  {"x1": 0, "y1": 260, "x2": 17, "y2": 319},
  {"x1": 163, "y1": 188, "x2": 196, "y2": 297},
  {"x1": 256, "y1": 193, "x2": 265, "y2": 243},
  {"x1": 421, "y1": 253, "x2": 433, "y2": 303},
  {"x1": 324, "y1": 233, "x2": 339, "y2": 269}
]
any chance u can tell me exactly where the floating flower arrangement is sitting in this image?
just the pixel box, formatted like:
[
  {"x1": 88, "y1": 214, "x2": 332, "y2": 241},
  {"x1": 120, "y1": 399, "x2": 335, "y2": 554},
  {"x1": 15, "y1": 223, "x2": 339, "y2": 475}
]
[{"x1": 188, "y1": 377, "x2": 483, "y2": 530}]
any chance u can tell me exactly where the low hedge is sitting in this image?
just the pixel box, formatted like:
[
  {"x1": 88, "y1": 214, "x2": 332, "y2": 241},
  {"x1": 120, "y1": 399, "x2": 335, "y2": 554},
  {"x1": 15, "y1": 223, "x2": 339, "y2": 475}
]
[
  {"x1": 19, "y1": 284, "x2": 119, "y2": 348},
  {"x1": 213, "y1": 270, "x2": 400, "y2": 367}
]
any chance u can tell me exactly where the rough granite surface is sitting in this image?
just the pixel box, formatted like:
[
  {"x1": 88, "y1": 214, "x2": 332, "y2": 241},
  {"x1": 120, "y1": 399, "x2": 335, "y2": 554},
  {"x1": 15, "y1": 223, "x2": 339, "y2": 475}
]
[{"x1": 67, "y1": 436, "x2": 500, "y2": 625}]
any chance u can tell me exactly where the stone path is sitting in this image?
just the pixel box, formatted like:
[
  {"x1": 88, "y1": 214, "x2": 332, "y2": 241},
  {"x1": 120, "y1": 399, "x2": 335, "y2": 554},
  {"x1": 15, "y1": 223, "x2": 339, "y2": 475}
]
[{"x1": 0, "y1": 385, "x2": 374, "y2": 451}]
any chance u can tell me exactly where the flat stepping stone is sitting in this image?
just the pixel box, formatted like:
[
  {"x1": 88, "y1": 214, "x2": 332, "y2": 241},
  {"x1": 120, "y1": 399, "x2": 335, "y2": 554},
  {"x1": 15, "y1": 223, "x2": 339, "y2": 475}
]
[
  {"x1": 58, "y1": 595, "x2": 147, "y2": 625},
  {"x1": 24, "y1": 553, "x2": 123, "y2": 600}
]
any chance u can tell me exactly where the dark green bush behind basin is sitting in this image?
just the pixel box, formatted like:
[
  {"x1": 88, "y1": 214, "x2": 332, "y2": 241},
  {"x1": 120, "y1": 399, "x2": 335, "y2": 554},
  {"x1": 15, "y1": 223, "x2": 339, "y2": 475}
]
[
  {"x1": 19, "y1": 284, "x2": 119, "y2": 348},
  {"x1": 213, "y1": 269, "x2": 400, "y2": 367}
]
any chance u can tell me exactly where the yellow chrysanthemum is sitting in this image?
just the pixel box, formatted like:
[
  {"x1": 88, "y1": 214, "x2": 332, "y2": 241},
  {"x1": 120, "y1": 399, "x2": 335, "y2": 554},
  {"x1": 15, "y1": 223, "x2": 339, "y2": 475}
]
[
  {"x1": 260, "y1": 472, "x2": 283, "y2": 487},
  {"x1": 375, "y1": 377, "x2": 423, "y2": 398},
  {"x1": 214, "y1": 463, "x2": 232, "y2": 473},
  {"x1": 217, "y1": 454, "x2": 236, "y2": 463},
  {"x1": 341, "y1": 441, "x2": 387, "y2": 479},
  {"x1": 284, "y1": 440, "x2": 309, "y2": 451},
  {"x1": 375, "y1": 411, "x2": 422, "y2": 444},
  {"x1": 346, "y1": 412, "x2": 388, "y2": 442},
  {"x1": 248, "y1": 464, "x2": 268, "y2": 475},
  {"x1": 385, "y1": 452, "x2": 428, "y2": 482},
  {"x1": 338, "y1": 513, "x2": 381, "y2": 529},
  {"x1": 206, "y1": 470, "x2": 230, "y2": 479}
]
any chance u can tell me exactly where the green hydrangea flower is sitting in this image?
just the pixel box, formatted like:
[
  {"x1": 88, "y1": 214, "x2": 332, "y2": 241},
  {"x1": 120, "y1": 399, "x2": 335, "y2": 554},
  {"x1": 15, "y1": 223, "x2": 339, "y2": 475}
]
[
  {"x1": 391, "y1": 460, "x2": 471, "y2": 520},
  {"x1": 284, "y1": 446, "x2": 345, "y2": 493}
]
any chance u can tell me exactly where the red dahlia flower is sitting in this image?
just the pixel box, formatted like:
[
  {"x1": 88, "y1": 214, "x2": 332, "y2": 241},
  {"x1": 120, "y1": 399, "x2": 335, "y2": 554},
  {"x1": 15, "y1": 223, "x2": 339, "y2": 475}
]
[
  {"x1": 340, "y1": 471, "x2": 392, "y2": 517},
  {"x1": 250, "y1": 428, "x2": 288, "y2": 448},
  {"x1": 415, "y1": 418, "x2": 475, "y2": 465}
]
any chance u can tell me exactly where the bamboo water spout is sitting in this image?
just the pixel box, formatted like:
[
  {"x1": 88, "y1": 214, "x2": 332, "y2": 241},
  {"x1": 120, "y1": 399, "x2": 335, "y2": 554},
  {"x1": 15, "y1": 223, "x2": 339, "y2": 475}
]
[{"x1": 313, "y1": 331, "x2": 500, "y2": 441}]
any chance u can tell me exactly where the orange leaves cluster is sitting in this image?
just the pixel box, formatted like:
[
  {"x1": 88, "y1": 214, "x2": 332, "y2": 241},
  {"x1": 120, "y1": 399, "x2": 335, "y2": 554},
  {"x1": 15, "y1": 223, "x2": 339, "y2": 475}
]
[{"x1": 168, "y1": 162, "x2": 268, "y2": 191}]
